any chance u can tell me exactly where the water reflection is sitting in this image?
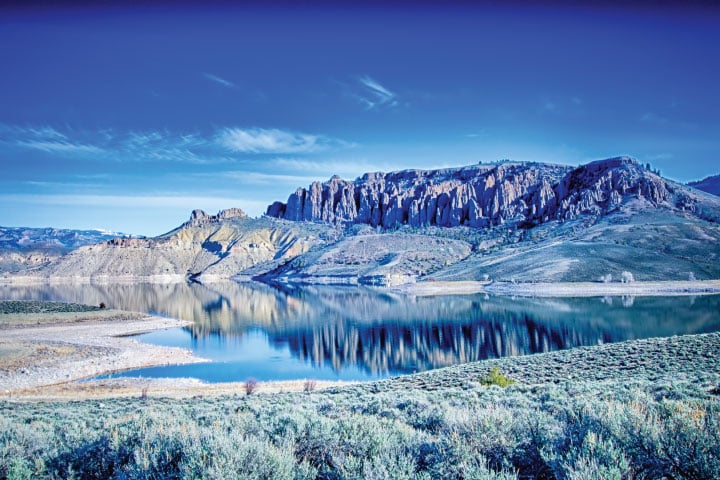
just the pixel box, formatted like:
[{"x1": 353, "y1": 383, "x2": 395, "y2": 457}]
[{"x1": 2, "y1": 282, "x2": 719, "y2": 380}]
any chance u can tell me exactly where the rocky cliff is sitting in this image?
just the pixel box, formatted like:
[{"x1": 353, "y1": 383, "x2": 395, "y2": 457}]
[{"x1": 267, "y1": 157, "x2": 690, "y2": 228}]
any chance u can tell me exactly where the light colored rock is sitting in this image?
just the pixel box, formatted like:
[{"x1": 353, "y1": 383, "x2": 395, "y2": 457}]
[{"x1": 266, "y1": 157, "x2": 692, "y2": 229}]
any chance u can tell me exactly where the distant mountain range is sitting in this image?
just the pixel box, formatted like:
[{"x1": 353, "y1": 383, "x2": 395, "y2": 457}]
[
  {"x1": 0, "y1": 227, "x2": 123, "y2": 273},
  {"x1": 3, "y1": 157, "x2": 720, "y2": 284},
  {"x1": 689, "y1": 174, "x2": 720, "y2": 197}
]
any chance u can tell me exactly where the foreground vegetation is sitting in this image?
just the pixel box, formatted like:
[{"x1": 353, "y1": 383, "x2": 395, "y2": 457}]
[{"x1": 2, "y1": 332, "x2": 719, "y2": 479}]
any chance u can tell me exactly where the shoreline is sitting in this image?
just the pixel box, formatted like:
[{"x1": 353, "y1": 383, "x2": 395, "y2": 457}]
[
  {"x1": 0, "y1": 305, "x2": 355, "y2": 400},
  {"x1": 0, "y1": 310, "x2": 207, "y2": 394},
  {"x1": 395, "y1": 279, "x2": 720, "y2": 297},
  {"x1": 12, "y1": 378, "x2": 358, "y2": 400},
  {"x1": 4, "y1": 275, "x2": 719, "y2": 298}
]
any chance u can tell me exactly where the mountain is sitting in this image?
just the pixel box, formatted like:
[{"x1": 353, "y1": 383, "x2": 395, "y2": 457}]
[
  {"x1": 689, "y1": 174, "x2": 720, "y2": 196},
  {"x1": 10, "y1": 208, "x2": 340, "y2": 282},
  {"x1": 263, "y1": 157, "x2": 720, "y2": 284},
  {"x1": 267, "y1": 157, "x2": 708, "y2": 228},
  {"x1": 6, "y1": 157, "x2": 720, "y2": 285},
  {"x1": 0, "y1": 227, "x2": 123, "y2": 273}
]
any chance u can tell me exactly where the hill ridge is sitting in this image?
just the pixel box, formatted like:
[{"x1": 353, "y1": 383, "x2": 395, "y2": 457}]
[{"x1": 266, "y1": 157, "x2": 702, "y2": 230}]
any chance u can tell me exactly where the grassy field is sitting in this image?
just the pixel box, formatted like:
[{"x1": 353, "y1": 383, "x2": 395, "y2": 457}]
[{"x1": 1, "y1": 331, "x2": 718, "y2": 479}]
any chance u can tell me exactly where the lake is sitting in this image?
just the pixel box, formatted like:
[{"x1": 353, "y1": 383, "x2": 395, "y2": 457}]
[{"x1": 2, "y1": 281, "x2": 719, "y2": 382}]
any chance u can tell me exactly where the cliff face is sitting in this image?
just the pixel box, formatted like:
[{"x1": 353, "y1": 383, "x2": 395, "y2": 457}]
[{"x1": 266, "y1": 157, "x2": 685, "y2": 228}]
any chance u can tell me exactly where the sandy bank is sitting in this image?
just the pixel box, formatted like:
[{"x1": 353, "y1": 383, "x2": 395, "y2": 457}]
[
  {"x1": 0, "y1": 274, "x2": 188, "y2": 285},
  {"x1": 12, "y1": 378, "x2": 357, "y2": 400},
  {"x1": 392, "y1": 280, "x2": 490, "y2": 296},
  {"x1": 0, "y1": 311, "x2": 206, "y2": 394},
  {"x1": 0, "y1": 305, "x2": 354, "y2": 400}
]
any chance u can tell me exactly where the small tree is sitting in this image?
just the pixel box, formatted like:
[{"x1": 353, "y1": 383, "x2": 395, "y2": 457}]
[
  {"x1": 245, "y1": 378, "x2": 258, "y2": 395},
  {"x1": 620, "y1": 271, "x2": 634, "y2": 283}
]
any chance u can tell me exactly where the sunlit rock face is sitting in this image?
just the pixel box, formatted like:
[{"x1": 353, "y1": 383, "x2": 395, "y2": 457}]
[{"x1": 267, "y1": 157, "x2": 686, "y2": 228}]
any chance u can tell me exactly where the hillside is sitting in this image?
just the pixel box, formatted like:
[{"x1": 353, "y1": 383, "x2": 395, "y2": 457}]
[
  {"x1": 264, "y1": 157, "x2": 720, "y2": 284},
  {"x1": 10, "y1": 208, "x2": 340, "y2": 283},
  {"x1": 5, "y1": 157, "x2": 720, "y2": 285},
  {"x1": 0, "y1": 227, "x2": 122, "y2": 273},
  {"x1": 689, "y1": 174, "x2": 720, "y2": 196}
]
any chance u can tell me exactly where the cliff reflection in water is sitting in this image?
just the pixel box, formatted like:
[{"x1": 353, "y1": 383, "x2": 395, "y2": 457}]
[{"x1": 2, "y1": 282, "x2": 719, "y2": 377}]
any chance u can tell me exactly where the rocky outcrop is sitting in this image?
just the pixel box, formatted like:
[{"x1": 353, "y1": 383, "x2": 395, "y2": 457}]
[
  {"x1": 266, "y1": 157, "x2": 684, "y2": 229},
  {"x1": 183, "y1": 208, "x2": 247, "y2": 228},
  {"x1": 538, "y1": 157, "x2": 676, "y2": 222}
]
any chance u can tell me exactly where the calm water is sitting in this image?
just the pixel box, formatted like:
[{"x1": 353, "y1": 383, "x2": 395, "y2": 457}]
[{"x1": 2, "y1": 282, "x2": 719, "y2": 382}]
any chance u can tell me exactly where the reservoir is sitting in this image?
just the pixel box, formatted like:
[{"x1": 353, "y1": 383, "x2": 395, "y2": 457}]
[{"x1": 2, "y1": 281, "x2": 719, "y2": 382}]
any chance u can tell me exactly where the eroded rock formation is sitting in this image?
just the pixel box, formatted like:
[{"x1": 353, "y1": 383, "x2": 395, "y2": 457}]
[
  {"x1": 184, "y1": 208, "x2": 247, "y2": 228},
  {"x1": 266, "y1": 157, "x2": 682, "y2": 228}
]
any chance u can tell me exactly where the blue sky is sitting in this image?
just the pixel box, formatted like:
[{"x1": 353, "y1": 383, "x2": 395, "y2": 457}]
[{"x1": 1, "y1": 2, "x2": 719, "y2": 236}]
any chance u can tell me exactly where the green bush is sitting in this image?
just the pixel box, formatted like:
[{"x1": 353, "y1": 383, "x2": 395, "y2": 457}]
[{"x1": 480, "y1": 366, "x2": 516, "y2": 388}]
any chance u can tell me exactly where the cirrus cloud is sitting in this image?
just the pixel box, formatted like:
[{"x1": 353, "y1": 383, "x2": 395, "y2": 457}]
[
  {"x1": 217, "y1": 127, "x2": 351, "y2": 154},
  {"x1": 1, "y1": 123, "x2": 353, "y2": 163}
]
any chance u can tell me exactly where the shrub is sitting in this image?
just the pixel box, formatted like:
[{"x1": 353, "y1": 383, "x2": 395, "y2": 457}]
[
  {"x1": 480, "y1": 366, "x2": 516, "y2": 388},
  {"x1": 245, "y1": 378, "x2": 258, "y2": 396},
  {"x1": 620, "y1": 271, "x2": 634, "y2": 283},
  {"x1": 303, "y1": 379, "x2": 317, "y2": 393}
]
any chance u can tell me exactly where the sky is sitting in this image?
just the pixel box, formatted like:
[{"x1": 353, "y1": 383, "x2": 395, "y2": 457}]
[{"x1": 1, "y1": 1, "x2": 719, "y2": 236}]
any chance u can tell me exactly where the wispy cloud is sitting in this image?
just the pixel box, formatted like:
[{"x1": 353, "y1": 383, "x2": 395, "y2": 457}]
[
  {"x1": 355, "y1": 75, "x2": 399, "y2": 110},
  {"x1": 640, "y1": 112, "x2": 670, "y2": 125},
  {"x1": 639, "y1": 112, "x2": 697, "y2": 130},
  {"x1": 223, "y1": 171, "x2": 320, "y2": 185},
  {"x1": 269, "y1": 157, "x2": 395, "y2": 180},
  {"x1": 0, "y1": 193, "x2": 264, "y2": 210},
  {"x1": 0, "y1": 125, "x2": 104, "y2": 155},
  {"x1": 541, "y1": 96, "x2": 583, "y2": 115},
  {"x1": 1, "y1": 124, "x2": 353, "y2": 164},
  {"x1": 543, "y1": 101, "x2": 557, "y2": 112},
  {"x1": 119, "y1": 130, "x2": 232, "y2": 164},
  {"x1": 464, "y1": 130, "x2": 488, "y2": 139},
  {"x1": 217, "y1": 127, "x2": 350, "y2": 154},
  {"x1": 203, "y1": 72, "x2": 235, "y2": 88},
  {"x1": 15, "y1": 140, "x2": 104, "y2": 154}
]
